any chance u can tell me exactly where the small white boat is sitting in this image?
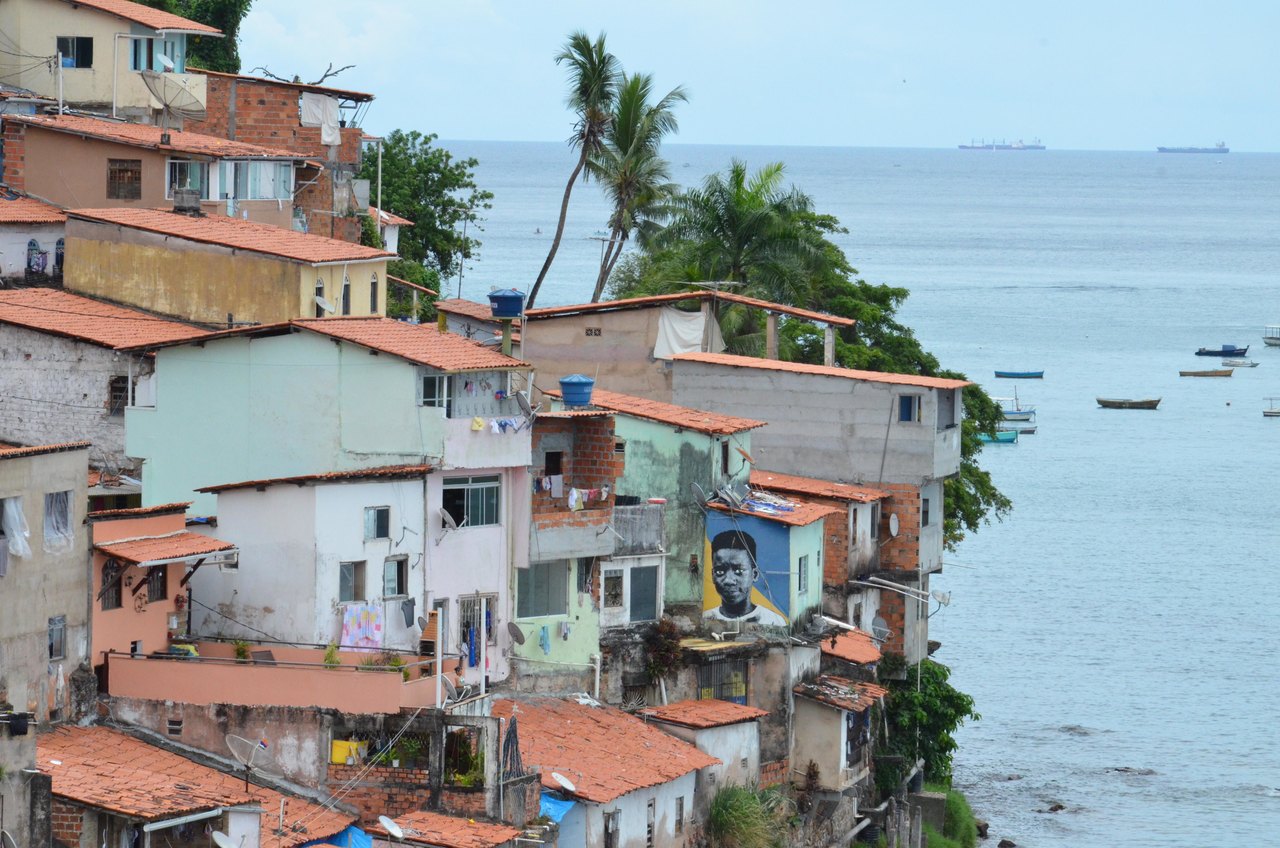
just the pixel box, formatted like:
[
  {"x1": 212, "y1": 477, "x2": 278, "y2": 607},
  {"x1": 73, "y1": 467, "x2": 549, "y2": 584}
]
[
  {"x1": 994, "y1": 388, "x2": 1036, "y2": 421},
  {"x1": 1222, "y1": 358, "x2": 1258, "y2": 367},
  {"x1": 1266, "y1": 397, "x2": 1280, "y2": 418},
  {"x1": 1264, "y1": 326, "x2": 1280, "y2": 347}
]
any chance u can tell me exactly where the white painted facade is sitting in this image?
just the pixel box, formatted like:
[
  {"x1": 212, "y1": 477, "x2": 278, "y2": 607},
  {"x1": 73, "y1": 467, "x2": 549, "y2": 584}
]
[
  {"x1": 558, "y1": 771, "x2": 699, "y2": 848},
  {"x1": 645, "y1": 720, "x2": 760, "y2": 818},
  {"x1": 0, "y1": 222, "x2": 65, "y2": 279}
]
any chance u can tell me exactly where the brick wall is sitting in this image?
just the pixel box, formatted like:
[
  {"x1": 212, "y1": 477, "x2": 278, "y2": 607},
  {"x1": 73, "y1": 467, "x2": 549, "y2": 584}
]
[
  {"x1": 325, "y1": 763, "x2": 431, "y2": 823},
  {"x1": 531, "y1": 417, "x2": 620, "y2": 519},
  {"x1": 2, "y1": 119, "x2": 26, "y2": 191},
  {"x1": 438, "y1": 785, "x2": 487, "y2": 817},
  {"x1": 872, "y1": 483, "x2": 924, "y2": 659},
  {"x1": 50, "y1": 799, "x2": 83, "y2": 845},
  {"x1": 759, "y1": 758, "x2": 791, "y2": 788}
]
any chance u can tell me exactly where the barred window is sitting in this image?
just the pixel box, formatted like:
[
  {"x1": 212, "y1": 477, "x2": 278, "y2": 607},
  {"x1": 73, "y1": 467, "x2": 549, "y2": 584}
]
[
  {"x1": 107, "y1": 159, "x2": 142, "y2": 200},
  {"x1": 108, "y1": 376, "x2": 130, "y2": 415},
  {"x1": 458, "y1": 594, "x2": 498, "y2": 650},
  {"x1": 698, "y1": 658, "x2": 748, "y2": 705},
  {"x1": 147, "y1": 564, "x2": 167, "y2": 603},
  {"x1": 101, "y1": 560, "x2": 123, "y2": 611}
]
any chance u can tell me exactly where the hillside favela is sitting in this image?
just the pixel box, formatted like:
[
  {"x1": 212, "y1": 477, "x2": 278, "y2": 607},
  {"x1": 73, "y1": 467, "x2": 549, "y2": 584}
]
[{"x1": 11, "y1": 2, "x2": 1275, "y2": 848}]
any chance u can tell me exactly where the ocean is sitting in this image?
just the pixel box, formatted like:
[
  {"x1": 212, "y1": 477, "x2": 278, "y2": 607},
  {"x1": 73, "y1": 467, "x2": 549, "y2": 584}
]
[{"x1": 445, "y1": 141, "x2": 1280, "y2": 846}]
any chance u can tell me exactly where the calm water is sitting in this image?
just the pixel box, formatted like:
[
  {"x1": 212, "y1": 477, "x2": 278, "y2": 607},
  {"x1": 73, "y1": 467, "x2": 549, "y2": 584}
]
[{"x1": 447, "y1": 141, "x2": 1280, "y2": 846}]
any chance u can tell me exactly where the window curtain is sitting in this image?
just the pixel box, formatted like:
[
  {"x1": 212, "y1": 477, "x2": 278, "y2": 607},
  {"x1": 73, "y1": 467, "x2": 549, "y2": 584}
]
[
  {"x1": 44, "y1": 491, "x2": 73, "y2": 553},
  {"x1": 1, "y1": 497, "x2": 31, "y2": 558}
]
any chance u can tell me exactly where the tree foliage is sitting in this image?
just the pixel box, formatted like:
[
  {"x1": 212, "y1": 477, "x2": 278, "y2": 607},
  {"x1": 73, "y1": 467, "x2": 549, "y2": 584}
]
[
  {"x1": 879, "y1": 660, "x2": 979, "y2": 785},
  {"x1": 136, "y1": 0, "x2": 253, "y2": 72}
]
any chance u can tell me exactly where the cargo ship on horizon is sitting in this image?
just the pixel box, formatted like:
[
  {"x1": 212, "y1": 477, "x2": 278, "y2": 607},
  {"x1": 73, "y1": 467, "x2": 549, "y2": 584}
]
[
  {"x1": 959, "y1": 138, "x2": 1045, "y2": 150},
  {"x1": 1157, "y1": 142, "x2": 1229, "y2": 153}
]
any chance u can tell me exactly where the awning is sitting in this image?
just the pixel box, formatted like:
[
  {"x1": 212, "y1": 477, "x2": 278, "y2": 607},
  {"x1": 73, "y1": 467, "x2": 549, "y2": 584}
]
[{"x1": 95, "y1": 532, "x2": 237, "y2": 568}]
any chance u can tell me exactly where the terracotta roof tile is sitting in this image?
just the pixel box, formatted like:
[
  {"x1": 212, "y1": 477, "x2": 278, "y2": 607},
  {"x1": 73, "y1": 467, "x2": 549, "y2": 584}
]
[
  {"x1": 70, "y1": 208, "x2": 395, "y2": 264},
  {"x1": 370, "y1": 206, "x2": 414, "y2": 227},
  {"x1": 492, "y1": 697, "x2": 718, "y2": 804},
  {"x1": 675, "y1": 352, "x2": 972, "y2": 390},
  {"x1": 0, "y1": 441, "x2": 91, "y2": 459},
  {"x1": 0, "y1": 288, "x2": 207, "y2": 349},
  {"x1": 387, "y1": 275, "x2": 436, "y2": 296},
  {"x1": 523, "y1": 290, "x2": 855, "y2": 327},
  {"x1": 95, "y1": 531, "x2": 235, "y2": 564},
  {"x1": 88, "y1": 502, "x2": 191, "y2": 520},
  {"x1": 291, "y1": 318, "x2": 528, "y2": 372},
  {"x1": 199, "y1": 464, "x2": 432, "y2": 494},
  {"x1": 436, "y1": 298, "x2": 518, "y2": 326},
  {"x1": 750, "y1": 470, "x2": 889, "y2": 503},
  {"x1": 546, "y1": 388, "x2": 764, "y2": 435},
  {"x1": 706, "y1": 499, "x2": 840, "y2": 527},
  {"x1": 38, "y1": 727, "x2": 353, "y2": 845},
  {"x1": 369, "y1": 811, "x2": 520, "y2": 848},
  {"x1": 66, "y1": 0, "x2": 222, "y2": 33},
  {"x1": 0, "y1": 194, "x2": 65, "y2": 223},
  {"x1": 11, "y1": 114, "x2": 299, "y2": 159},
  {"x1": 820, "y1": 630, "x2": 882, "y2": 666},
  {"x1": 639, "y1": 699, "x2": 769, "y2": 729},
  {"x1": 793, "y1": 675, "x2": 888, "y2": 713}
]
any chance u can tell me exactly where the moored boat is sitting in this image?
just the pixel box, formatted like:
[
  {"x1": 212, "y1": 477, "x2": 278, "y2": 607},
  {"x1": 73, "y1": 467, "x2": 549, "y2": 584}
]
[
  {"x1": 994, "y1": 370, "x2": 1044, "y2": 379},
  {"x1": 1097, "y1": 398, "x2": 1161, "y2": 409},
  {"x1": 1221, "y1": 358, "x2": 1258, "y2": 367},
  {"x1": 1266, "y1": 398, "x2": 1280, "y2": 418},
  {"x1": 1264, "y1": 326, "x2": 1280, "y2": 347},
  {"x1": 1157, "y1": 142, "x2": 1229, "y2": 153},
  {"x1": 994, "y1": 389, "x2": 1036, "y2": 421},
  {"x1": 997, "y1": 422, "x2": 1036, "y2": 434},
  {"x1": 1195, "y1": 345, "x2": 1248, "y2": 357},
  {"x1": 1180, "y1": 369, "x2": 1233, "y2": 377},
  {"x1": 978, "y1": 429, "x2": 1018, "y2": 443}
]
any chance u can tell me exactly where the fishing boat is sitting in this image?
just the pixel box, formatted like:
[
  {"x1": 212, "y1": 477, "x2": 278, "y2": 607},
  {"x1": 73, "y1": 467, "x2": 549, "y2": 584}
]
[
  {"x1": 1097, "y1": 398, "x2": 1161, "y2": 409},
  {"x1": 1222, "y1": 358, "x2": 1258, "y2": 367},
  {"x1": 994, "y1": 370, "x2": 1044, "y2": 379},
  {"x1": 994, "y1": 389, "x2": 1036, "y2": 421},
  {"x1": 1195, "y1": 345, "x2": 1248, "y2": 357},
  {"x1": 1180, "y1": 369, "x2": 1233, "y2": 377},
  {"x1": 1264, "y1": 326, "x2": 1280, "y2": 347},
  {"x1": 978, "y1": 430, "x2": 1018, "y2": 443},
  {"x1": 1157, "y1": 142, "x2": 1229, "y2": 153},
  {"x1": 997, "y1": 422, "x2": 1037, "y2": 434},
  {"x1": 1266, "y1": 398, "x2": 1280, "y2": 418}
]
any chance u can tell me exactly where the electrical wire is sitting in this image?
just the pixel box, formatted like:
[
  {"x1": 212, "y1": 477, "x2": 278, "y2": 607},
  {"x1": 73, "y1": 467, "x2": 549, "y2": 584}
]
[{"x1": 185, "y1": 595, "x2": 284, "y2": 643}]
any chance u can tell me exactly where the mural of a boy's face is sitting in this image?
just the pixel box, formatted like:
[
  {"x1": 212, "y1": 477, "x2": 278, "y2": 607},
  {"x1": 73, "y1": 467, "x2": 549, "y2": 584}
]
[{"x1": 712, "y1": 547, "x2": 757, "y2": 609}]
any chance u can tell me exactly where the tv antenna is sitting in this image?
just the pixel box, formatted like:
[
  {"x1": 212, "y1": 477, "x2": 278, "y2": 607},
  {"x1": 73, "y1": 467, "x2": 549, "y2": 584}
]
[{"x1": 225, "y1": 734, "x2": 279, "y2": 791}]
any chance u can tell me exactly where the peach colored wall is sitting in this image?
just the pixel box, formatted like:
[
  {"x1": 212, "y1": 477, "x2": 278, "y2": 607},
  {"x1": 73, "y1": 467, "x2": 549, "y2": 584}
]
[{"x1": 91, "y1": 511, "x2": 186, "y2": 543}]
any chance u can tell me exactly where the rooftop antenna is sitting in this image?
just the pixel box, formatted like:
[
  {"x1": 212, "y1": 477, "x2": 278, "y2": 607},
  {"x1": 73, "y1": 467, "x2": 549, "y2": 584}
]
[{"x1": 225, "y1": 734, "x2": 279, "y2": 791}]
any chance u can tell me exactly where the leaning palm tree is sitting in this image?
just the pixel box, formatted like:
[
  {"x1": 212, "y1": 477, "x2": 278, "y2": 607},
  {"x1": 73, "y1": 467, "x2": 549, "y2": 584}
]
[
  {"x1": 525, "y1": 31, "x2": 621, "y2": 310},
  {"x1": 586, "y1": 72, "x2": 687, "y2": 301}
]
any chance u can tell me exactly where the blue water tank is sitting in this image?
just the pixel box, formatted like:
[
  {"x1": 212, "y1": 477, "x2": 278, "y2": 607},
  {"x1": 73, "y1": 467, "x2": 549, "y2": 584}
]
[
  {"x1": 487, "y1": 288, "x2": 525, "y2": 319},
  {"x1": 559, "y1": 374, "x2": 595, "y2": 407}
]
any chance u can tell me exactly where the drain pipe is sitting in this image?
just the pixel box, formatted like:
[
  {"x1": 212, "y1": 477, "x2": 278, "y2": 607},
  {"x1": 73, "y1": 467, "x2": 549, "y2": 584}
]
[{"x1": 591, "y1": 653, "x2": 600, "y2": 700}]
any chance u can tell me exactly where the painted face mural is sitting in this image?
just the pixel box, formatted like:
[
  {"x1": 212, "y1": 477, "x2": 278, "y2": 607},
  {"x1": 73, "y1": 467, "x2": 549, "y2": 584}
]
[{"x1": 702, "y1": 513, "x2": 789, "y2": 626}]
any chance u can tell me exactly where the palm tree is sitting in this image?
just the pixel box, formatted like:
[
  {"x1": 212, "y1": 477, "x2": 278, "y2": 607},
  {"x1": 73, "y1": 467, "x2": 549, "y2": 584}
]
[
  {"x1": 587, "y1": 72, "x2": 687, "y2": 301},
  {"x1": 525, "y1": 31, "x2": 621, "y2": 310}
]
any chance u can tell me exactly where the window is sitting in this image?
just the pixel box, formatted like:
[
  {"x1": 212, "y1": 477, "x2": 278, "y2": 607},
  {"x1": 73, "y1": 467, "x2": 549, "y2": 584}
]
[
  {"x1": 339, "y1": 560, "x2": 366, "y2": 602},
  {"x1": 100, "y1": 560, "x2": 123, "y2": 611},
  {"x1": 517, "y1": 560, "x2": 568, "y2": 618},
  {"x1": 108, "y1": 376, "x2": 130, "y2": 415},
  {"x1": 603, "y1": 810, "x2": 620, "y2": 848},
  {"x1": 107, "y1": 159, "x2": 142, "y2": 200},
  {"x1": 370, "y1": 273, "x2": 379, "y2": 313},
  {"x1": 898, "y1": 394, "x2": 921, "y2": 423},
  {"x1": 365, "y1": 506, "x2": 391, "y2": 540},
  {"x1": 341, "y1": 276, "x2": 351, "y2": 315},
  {"x1": 698, "y1": 658, "x2": 748, "y2": 704},
  {"x1": 26, "y1": 238, "x2": 44, "y2": 273},
  {"x1": 54, "y1": 238, "x2": 65, "y2": 273},
  {"x1": 458, "y1": 594, "x2": 497, "y2": 648},
  {"x1": 646, "y1": 798, "x2": 655, "y2": 848},
  {"x1": 870, "y1": 502, "x2": 880, "y2": 540},
  {"x1": 576, "y1": 556, "x2": 595, "y2": 595},
  {"x1": 798, "y1": 553, "x2": 809, "y2": 594},
  {"x1": 543, "y1": 451, "x2": 563, "y2": 476},
  {"x1": 603, "y1": 569, "x2": 623, "y2": 608},
  {"x1": 146, "y1": 564, "x2": 167, "y2": 603},
  {"x1": 56, "y1": 36, "x2": 93, "y2": 68},
  {"x1": 922, "y1": 497, "x2": 931, "y2": 527},
  {"x1": 130, "y1": 37, "x2": 153, "y2": 71},
  {"x1": 442, "y1": 475, "x2": 500, "y2": 528},
  {"x1": 383, "y1": 556, "x2": 407, "y2": 597},
  {"x1": 419, "y1": 371, "x2": 451, "y2": 409},
  {"x1": 48, "y1": 615, "x2": 66, "y2": 660},
  {"x1": 1, "y1": 496, "x2": 30, "y2": 559},
  {"x1": 315, "y1": 279, "x2": 326, "y2": 317},
  {"x1": 219, "y1": 161, "x2": 292, "y2": 201},
  {"x1": 43, "y1": 491, "x2": 72, "y2": 552},
  {"x1": 720, "y1": 440, "x2": 730, "y2": 475},
  {"x1": 675, "y1": 797, "x2": 684, "y2": 834},
  {"x1": 600, "y1": 557, "x2": 661, "y2": 627},
  {"x1": 167, "y1": 160, "x2": 209, "y2": 199}
]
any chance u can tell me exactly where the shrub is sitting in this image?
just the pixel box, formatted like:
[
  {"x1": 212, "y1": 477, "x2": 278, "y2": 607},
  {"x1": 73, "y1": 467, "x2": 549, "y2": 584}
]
[
  {"x1": 705, "y1": 785, "x2": 789, "y2": 848},
  {"x1": 323, "y1": 642, "x2": 341, "y2": 668}
]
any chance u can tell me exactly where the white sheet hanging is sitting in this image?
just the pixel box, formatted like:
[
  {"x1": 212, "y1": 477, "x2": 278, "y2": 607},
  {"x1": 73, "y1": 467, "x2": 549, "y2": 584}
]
[
  {"x1": 300, "y1": 92, "x2": 342, "y2": 146},
  {"x1": 653, "y1": 307, "x2": 726, "y2": 360},
  {"x1": 1, "y1": 496, "x2": 31, "y2": 558}
]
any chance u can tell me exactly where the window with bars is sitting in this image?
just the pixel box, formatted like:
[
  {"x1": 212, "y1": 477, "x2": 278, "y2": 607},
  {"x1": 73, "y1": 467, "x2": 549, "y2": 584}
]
[
  {"x1": 146, "y1": 564, "x2": 167, "y2": 603},
  {"x1": 107, "y1": 159, "x2": 142, "y2": 200},
  {"x1": 101, "y1": 560, "x2": 123, "y2": 610},
  {"x1": 109, "y1": 376, "x2": 130, "y2": 415},
  {"x1": 458, "y1": 594, "x2": 498, "y2": 649},
  {"x1": 675, "y1": 796, "x2": 684, "y2": 834},
  {"x1": 698, "y1": 658, "x2": 749, "y2": 705},
  {"x1": 797, "y1": 554, "x2": 809, "y2": 594},
  {"x1": 442, "y1": 475, "x2": 500, "y2": 527}
]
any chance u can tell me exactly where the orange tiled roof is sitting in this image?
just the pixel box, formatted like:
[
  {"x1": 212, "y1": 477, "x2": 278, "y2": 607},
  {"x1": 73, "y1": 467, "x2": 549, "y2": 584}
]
[
  {"x1": 38, "y1": 727, "x2": 353, "y2": 845},
  {"x1": 436, "y1": 298, "x2": 519, "y2": 326},
  {"x1": 0, "y1": 194, "x2": 65, "y2": 223},
  {"x1": 369, "y1": 810, "x2": 520, "y2": 848},
  {"x1": 674, "y1": 352, "x2": 973, "y2": 390},
  {"x1": 70, "y1": 208, "x2": 395, "y2": 264},
  {"x1": 370, "y1": 206, "x2": 414, "y2": 227},
  {"x1": 0, "y1": 441, "x2": 90, "y2": 459},
  {"x1": 11, "y1": 114, "x2": 300, "y2": 159},
  {"x1": 546, "y1": 387, "x2": 764, "y2": 436},
  {"x1": 820, "y1": 630, "x2": 882, "y2": 665},
  {"x1": 706, "y1": 498, "x2": 840, "y2": 527},
  {"x1": 65, "y1": 0, "x2": 222, "y2": 33},
  {"x1": 95, "y1": 531, "x2": 235, "y2": 564},
  {"x1": 492, "y1": 697, "x2": 718, "y2": 803},
  {"x1": 639, "y1": 698, "x2": 768, "y2": 729},
  {"x1": 0, "y1": 288, "x2": 207, "y2": 350},
  {"x1": 199, "y1": 464, "x2": 432, "y2": 494},
  {"x1": 535, "y1": 409, "x2": 613, "y2": 419},
  {"x1": 387, "y1": 274, "x2": 437, "y2": 296},
  {"x1": 88, "y1": 502, "x2": 190, "y2": 520},
  {"x1": 793, "y1": 675, "x2": 888, "y2": 713},
  {"x1": 523, "y1": 290, "x2": 856, "y2": 328},
  {"x1": 750, "y1": 470, "x2": 889, "y2": 504}
]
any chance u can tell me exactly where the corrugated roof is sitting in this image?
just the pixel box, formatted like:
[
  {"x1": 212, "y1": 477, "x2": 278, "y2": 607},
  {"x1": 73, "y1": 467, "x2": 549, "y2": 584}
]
[
  {"x1": 523, "y1": 290, "x2": 856, "y2": 327},
  {"x1": 368, "y1": 811, "x2": 520, "y2": 848},
  {"x1": 706, "y1": 499, "x2": 840, "y2": 527},
  {"x1": 820, "y1": 630, "x2": 882, "y2": 666},
  {"x1": 63, "y1": 0, "x2": 222, "y2": 33},
  {"x1": 674, "y1": 352, "x2": 973, "y2": 390},
  {"x1": 70, "y1": 208, "x2": 395, "y2": 264},
  {"x1": 0, "y1": 441, "x2": 90, "y2": 460},
  {"x1": 195, "y1": 68, "x2": 374, "y2": 102},
  {"x1": 370, "y1": 206, "x2": 414, "y2": 227},
  {"x1": 10, "y1": 114, "x2": 300, "y2": 159},
  {"x1": 750, "y1": 470, "x2": 890, "y2": 504},
  {"x1": 492, "y1": 697, "x2": 718, "y2": 804},
  {"x1": 436, "y1": 298, "x2": 517, "y2": 325},
  {"x1": 546, "y1": 387, "x2": 764, "y2": 435},
  {"x1": 95, "y1": 531, "x2": 235, "y2": 565},
  {"x1": 0, "y1": 194, "x2": 65, "y2": 223},
  {"x1": 38, "y1": 727, "x2": 354, "y2": 846},
  {"x1": 639, "y1": 699, "x2": 769, "y2": 729},
  {"x1": 0, "y1": 288, "x2": 207, "y2": 349},
  {"x1": 199, "y1": 464, "x2": 432, "y2": 494},
  {"x1": 793, "y1": 675, "x2": 888, "y2": 713}
]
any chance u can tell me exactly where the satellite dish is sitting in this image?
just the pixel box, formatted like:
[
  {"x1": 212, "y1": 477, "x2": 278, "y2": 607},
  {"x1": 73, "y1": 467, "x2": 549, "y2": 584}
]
[
  {"x1": 515, "y1": 390, "x2": 536, "y2": 418},
  {"x1": 225, "y1": 734, "x2": 279, "y2": 786},
  {"x1": 871, "y1": 616, "x2": 891, "y2": 642},
  {"x1": 417, "y1": 615, "x2": 428, "y2": 630},
  {"x1": 441, "y1": 676, "x2": 458, "y2": 703},
  {"x1": 931, "y1": 590, "x2": 952, "y2": 607},
  {"x1": 507, "y1": 621, "x2": 526, "y2": 645},
  {"x1": 156, "y1": 53, "x2": 175, "y2": 71},
  {"x1": 377, "y1": 816, "x2": 404, "y2": 841},
  {"x1": 440, "y1": 508, "x2": 459, "y2": 531},
  {"x1": 211, "y1": 832, "x2": 236, "y2": 848},
  {"x1": 888, "y1": 514, "x2": 900, "y2": 537},
  {"x1": 551, "y1": 771, "x2": 576, "y2": 794},
  {"x1": 139, "y1": 70, "x2": 207, "y2": 123},
  {"x1": 735, "y1": 446, "x2": 755, "y2": 464},
  {"x1": 689, "y1": 482, "x2": 708, "y2": 507},
  {"x1": 314, "y1": 295, "x2": 336, "y2": 314}
]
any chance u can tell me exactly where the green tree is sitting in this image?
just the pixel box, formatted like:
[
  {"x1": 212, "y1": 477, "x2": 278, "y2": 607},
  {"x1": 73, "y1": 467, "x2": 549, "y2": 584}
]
[
  {"x1": 879, "y1": 660, "x2": 979, "y2": 785},
  {"x1": 136, "y1": 0, "x2": 253, "y2": 72},
  {"x1": 526, "y1": 31, "x2": 621, "y2": 309},
  {"x1": 356, "y1": 130, "x2": 492, "y2": 280},
  {"x1": 586, "y1": 72, "x2": 686, "y2": 301}
]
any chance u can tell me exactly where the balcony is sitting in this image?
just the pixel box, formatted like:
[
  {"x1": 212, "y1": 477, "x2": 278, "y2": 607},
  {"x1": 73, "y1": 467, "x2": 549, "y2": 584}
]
[{"x1": 611, "y1": 502, "x2": 665, "y2": 557}]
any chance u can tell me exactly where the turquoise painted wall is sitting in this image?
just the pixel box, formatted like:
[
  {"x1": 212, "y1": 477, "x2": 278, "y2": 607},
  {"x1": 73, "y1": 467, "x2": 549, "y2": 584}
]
[
  {"x1": 509, "y1": 558, "x2": 600, "y2": 674},
  {"x1": 788, "y1": 519, "x2": 825, "y2": 629}
]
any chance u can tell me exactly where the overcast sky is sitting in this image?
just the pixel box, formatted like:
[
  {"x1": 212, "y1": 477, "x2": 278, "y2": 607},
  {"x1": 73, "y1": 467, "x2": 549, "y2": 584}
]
[{"x1": 239, "y1": 1, "x2": 1278, "y2": 152}]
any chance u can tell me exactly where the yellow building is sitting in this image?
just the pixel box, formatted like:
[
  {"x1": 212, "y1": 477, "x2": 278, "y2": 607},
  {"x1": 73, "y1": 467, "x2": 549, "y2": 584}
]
[
  {"x1": 0, "y1": 0, "x2": 219, "y2": 121},
  {"x1": 65, "y1": 208, "x2": 394, "y2": 326}
]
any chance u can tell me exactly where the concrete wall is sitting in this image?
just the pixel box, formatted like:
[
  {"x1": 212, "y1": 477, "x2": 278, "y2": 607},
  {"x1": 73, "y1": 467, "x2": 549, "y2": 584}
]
[
  {"x1": 648, "y1": 720, "x2": 760, "y2": 816},
  {"x1": 569, "y1": 771, "x2": 697, "y2": 848},
  {"x1": 525, "y1": 308, "x2": 675, "y2": 402},
  {"x1": 672, "y1": 360, "x2": 962, "y2": 486},
  {"x1": 0, "y1": 221, "x2": 64, "y2": 278},
  {"x1": 791, "y1": 697, "x2": 845, "y2": 791},
  {"x1": 0, "y1": 324, "x2": 145, "y2": 472}
]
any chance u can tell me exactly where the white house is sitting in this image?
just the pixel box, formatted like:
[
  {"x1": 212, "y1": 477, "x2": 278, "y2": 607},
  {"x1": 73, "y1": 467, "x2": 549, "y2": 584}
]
[{"x1": 0, "y1": 194, "x2": 65, "y2": 282}]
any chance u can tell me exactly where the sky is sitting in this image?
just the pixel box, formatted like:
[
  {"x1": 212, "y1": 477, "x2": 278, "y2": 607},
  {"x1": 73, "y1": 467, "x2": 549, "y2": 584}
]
[{"x1": 238, "y1": 1, "x2": 1280, "y2": 152}]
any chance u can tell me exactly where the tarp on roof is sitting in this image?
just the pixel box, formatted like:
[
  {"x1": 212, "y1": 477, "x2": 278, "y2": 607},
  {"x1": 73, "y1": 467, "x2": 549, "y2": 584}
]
[
  {"x1": 308, "y1": 824, "x2": 371, "y2": 848},
  {"x1": 540, "y1": 792, "x2": 577, "y2": 823}
]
